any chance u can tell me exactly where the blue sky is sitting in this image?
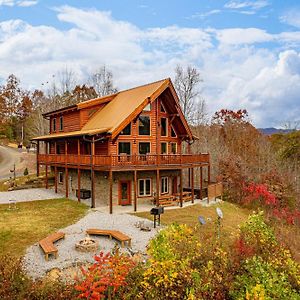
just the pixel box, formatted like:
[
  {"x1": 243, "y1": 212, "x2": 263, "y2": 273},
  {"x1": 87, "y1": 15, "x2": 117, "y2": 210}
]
[{"x1": 0, "y1": 0, "x2": 300, "y2": 127}]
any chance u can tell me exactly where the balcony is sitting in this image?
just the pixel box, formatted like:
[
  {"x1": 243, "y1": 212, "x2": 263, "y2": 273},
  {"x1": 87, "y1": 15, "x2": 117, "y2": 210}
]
[{"x1": 37, "y1": 153, "x2": 209, "y2": 170}]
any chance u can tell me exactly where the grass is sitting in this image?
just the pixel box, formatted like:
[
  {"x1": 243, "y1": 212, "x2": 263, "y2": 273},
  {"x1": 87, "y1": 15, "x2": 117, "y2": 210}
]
[
  {"x1": 0, "y1": 199, "x2": 88, "y2": 257},
  {"x1": 134, "y1": 202, "x2": 251, "y2": 245}
]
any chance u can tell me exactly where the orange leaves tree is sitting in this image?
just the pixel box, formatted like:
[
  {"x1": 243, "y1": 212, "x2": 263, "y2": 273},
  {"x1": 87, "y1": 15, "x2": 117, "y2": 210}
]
[{"x1": 75, "y1": 251, "x2": 135, "y2": 300}]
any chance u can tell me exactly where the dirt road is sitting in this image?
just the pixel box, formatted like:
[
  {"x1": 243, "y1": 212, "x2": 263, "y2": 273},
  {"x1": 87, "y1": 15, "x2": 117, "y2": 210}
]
[{"x1": 0, "y1": 146, "x2": 23, "y2": 179}]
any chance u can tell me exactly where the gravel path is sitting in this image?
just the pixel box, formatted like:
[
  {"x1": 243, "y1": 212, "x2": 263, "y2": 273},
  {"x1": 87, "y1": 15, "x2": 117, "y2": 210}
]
[
  {"x1": 23, "y1": 211, "x2": 161, "y2": 280},
  {"x1": 0, "y1": 188, "x2": 64, "y2": 204}
]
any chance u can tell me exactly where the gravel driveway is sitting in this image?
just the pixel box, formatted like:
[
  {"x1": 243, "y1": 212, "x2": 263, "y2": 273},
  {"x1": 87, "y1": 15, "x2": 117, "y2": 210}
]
[
  {"x1": 0, "y1": 188, "x2": 64, "y2": 204},
  {"x1": 23, "y1": 211, "x2": 161, "y2": 280}
]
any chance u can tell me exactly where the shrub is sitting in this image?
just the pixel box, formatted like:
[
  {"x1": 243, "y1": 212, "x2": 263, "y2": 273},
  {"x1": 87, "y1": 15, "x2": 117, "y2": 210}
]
[
  {"x1": 75, "y1": 251, "x2": 135, "y2": 300},
  {"x1": 230, "y1": 256, "x2": 300, "y2": 300},
  {"x1": 0, "y1": 255, "x2": 75, "y2": 300}
]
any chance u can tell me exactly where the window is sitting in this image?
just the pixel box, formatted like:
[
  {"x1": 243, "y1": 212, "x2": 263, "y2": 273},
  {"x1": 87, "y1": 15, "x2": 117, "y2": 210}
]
[
  {"x1": 143, "y1": 103, "x2": 151, "y2": 111},
  {"x1": 59, "y1": 116, "x2": 63, "y2": 131},
  {"x1": 161, "y1": 177, "x2": 169, "y2": 194},
  {"x1": 118, "y1": 142, "x2": 131, "y2": 155},
  {"x1": 138, "y1": 178, "x2": 151, "y2": 196},
  {"x1": 160, "y1": 103, "x2": 166, "y2": 112},
  {"x1": 170, "y1": 142, "x2": 177, "y2": 154},
  {"x1": 52, "y1": 118, "x2": 56, "y2": 132},
  {"x1": 161, "y1": 142, "x2": 167, "y2": 154},
  {"x1": 161, "y1": 118, "x2": 167, "y2": 136},
  {"x1": 138, "y1": 115, "x2": 150, "y2": 135},
  {"x1": 139, "y1": 142, "x2": 150, "y2": 155},
  {"x1": 171, "y1": 126, "x2": 176, "y2": 137},
  {"x1": 120, "y1": 123, "x2": 131, "y2": 135},
  {"x1": 58, "y1": 172, "x2": 64, "y2": 184}
]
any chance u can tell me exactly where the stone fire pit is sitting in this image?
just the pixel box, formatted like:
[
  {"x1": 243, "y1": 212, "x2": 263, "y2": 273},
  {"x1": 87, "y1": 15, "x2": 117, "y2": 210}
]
[{"x1": 75, "y1": 237, "x2": 99, "y2": 252}]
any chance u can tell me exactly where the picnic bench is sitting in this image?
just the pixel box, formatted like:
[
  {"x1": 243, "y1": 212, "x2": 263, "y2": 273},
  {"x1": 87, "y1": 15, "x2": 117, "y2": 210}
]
[
  {"x1": 39, "y1": 232, "x2": 65, "y2": 261},
  {"x1": 86, "y1": 229, "x2": 131, "y2": 248}
]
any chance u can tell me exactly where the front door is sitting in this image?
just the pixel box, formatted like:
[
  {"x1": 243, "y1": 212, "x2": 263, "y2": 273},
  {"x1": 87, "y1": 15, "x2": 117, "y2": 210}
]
[{"x1": 119, "y1": 181, "x2": 131, "y2": 205}]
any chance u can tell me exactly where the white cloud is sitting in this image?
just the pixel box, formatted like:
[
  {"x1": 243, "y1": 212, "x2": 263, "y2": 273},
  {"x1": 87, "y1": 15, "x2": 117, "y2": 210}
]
[
  {"x1": 0, "y1": 0, "x2": 37, "y2": 6},
  {"x1": 0, "y1": 5, "x2": 299, "y2": 127},
  {"x1": 189, "y1": 9, "x2": 221, "y2": 19},
  {"x1": 280, "y1": 9, "x2": 300, "y2": 29},
  {"x1": 18, "y1": 1, "x2": 38, "y2": 7},
  {"x1": 215, "y1": 28, "x2": 273, "y2": 44},
  {"x1": 0, "y1": 0, "x2": 14, "y2": 6},
  {"x1": 224, "y1": 0, "x2": 269, "y2": 10}
]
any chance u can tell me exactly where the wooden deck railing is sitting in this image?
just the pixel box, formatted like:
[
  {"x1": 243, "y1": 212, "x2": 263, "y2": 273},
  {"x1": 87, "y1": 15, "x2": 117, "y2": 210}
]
[{"x1": 38, "y1": 153, "x2": 209, "y2": 168}]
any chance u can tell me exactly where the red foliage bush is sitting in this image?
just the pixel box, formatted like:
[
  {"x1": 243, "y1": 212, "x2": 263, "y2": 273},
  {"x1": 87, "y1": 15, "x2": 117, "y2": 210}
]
[{"x1": 75, "y1": 251, "x2": 135, "y2": 300}]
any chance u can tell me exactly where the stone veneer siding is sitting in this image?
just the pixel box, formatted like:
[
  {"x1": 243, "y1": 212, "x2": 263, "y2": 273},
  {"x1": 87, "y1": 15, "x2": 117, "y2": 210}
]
[{"x1": 52, "y1": 167, "x2": 180, "y2": 208}]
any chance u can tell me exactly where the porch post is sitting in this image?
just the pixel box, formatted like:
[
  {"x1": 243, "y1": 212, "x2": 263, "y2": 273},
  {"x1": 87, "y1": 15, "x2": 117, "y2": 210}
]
[
  {"x1": 180, "y1": 168, "x2": 183, "y2": 207},
  {"x1": 156, "y1": 169, "x2": 160, "y2": 207},
  {"x1": 208, "y1": 165, "x2": 211, "y2": 184},
  {"x1": 191, "y1": 167, "x2": 194, "y2": 203},
  {"x1": 54, "y1": 166, "x2": 58, "y2": 193},
  {"x1": 200, "y1": 166, "x2": 203, "y2": 200},
  {"x1": 91, "y1": 136, "x2": 95, "y2": 208},
  {"x1": 45, "y1": 164, "x2": 48, "y2": 189},
  {"x1": 134, "y1": 170, "x2": 137, "y2": 212},
  {"x1": 109, "y1": 169, "x2": 113, "y2": 214},
  {"x1": 54, "y1": 141, "x2": 57, "y2": 193},
  {"x1": 36, "y1": 141, "x2": 40, "y2": 177},
  {"x1": 77, "y1": 139, "x2": 81, "y2": 202},
  {"x1": 65, "y1": 140, "x2": 68, "y2": 198}
]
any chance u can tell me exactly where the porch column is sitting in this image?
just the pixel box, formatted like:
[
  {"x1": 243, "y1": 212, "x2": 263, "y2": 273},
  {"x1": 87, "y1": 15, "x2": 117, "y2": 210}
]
[
  {"x1": 109, "y1": 169, "x2": 113, "y2": 214},
  {"x1": 54, "y1": 166, "x2": 58, "y2": 193},
  {"x1": 208, "y1": 165, "x2": 211, "y2": 184},
  {"x1": 156, "y1": 169, "x2": 160, "y2": 206},
  {"x1": 191, "y1": 167, "x2": 194, "y2": 203},
  {"x1": 91, "y1": 136, "x2": 95, "y2": 208},
  {"x1": 179, "y1": 168, "x2": 183, "y2": 207},
  {"x1": 200, "y1": 167, "x2": 203, "y2": 200},
  {"x1": 36, "y1": 141, "x2": 40, "y2": 177},
  {"x1": 77, "y1": 139, "x2": 81, "y2": 202},
  {"x1": 65, "y1": 140, "x2": 68, "y2": 198},
  {"x1": 134, "y1": 170, "x2": 137, "y2": 212},
  {"x1": 45, "y1": 164, "x2": 48, "y2": 189},
  {"x1": 54, "y1": 141, "x2": 57, "y2": 193}
]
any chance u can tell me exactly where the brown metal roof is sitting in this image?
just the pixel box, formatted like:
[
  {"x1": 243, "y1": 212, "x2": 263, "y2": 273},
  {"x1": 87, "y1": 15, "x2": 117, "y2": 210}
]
[
  {"x1": 82, "y1": 78, "x2": 169, "y2": 138},
  {"x1": 32, "y1": 127, "x2": 109, "y2": 141}
]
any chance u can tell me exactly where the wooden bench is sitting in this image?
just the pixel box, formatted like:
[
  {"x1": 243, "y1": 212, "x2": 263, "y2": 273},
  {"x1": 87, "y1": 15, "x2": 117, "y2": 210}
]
[
  {"x1": 86, "y1": 228, "x2": 131, "y2": 248},
  {"x1": 39, "y1": 232, "x2": 65, "y2": 261}
]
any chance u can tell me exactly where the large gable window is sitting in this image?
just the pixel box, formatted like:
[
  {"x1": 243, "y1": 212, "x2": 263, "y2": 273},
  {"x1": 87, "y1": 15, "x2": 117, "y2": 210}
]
[
  {"x1": 120, "y1": 123, "x2": 131, "y2": 135},
  {"x1": 139, "y1": 142, "x2": 150, "y2": 155},
  {"x1": 118, "y1": 142, "x2": 131, "y2": 155},
  {"x1": 138, "y1": 115, "x2": 150, "y2": 135},
  {"x1": 143, "y1": 103, "x2": 151, "y2": 111},
  {"x1": 171, "y1": 126, "x2": 176, "y2": 137},
  {"x1": 161, "y1": 118, "x2": 167, "y2": 136}
]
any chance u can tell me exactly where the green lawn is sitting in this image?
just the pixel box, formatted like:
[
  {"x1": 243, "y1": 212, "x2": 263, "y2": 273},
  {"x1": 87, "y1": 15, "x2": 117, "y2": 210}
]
[
  {"x1": 0, "y1": 199, "x2": 88, "y2": 257},
  {"x1": 134, "y1": 202, "x2": 251, "y2": 244}
]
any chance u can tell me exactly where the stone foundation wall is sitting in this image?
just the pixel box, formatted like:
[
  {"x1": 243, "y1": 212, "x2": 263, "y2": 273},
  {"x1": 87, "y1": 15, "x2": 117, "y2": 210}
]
[{"x1": 52, "y1": 167, "x2": 180, "y2": 208}]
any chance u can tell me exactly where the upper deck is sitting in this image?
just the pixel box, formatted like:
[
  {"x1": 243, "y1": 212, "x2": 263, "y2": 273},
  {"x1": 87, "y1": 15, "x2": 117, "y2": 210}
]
[{"x1": 37, "y1": 153, "x2": 209, "y2": 171}]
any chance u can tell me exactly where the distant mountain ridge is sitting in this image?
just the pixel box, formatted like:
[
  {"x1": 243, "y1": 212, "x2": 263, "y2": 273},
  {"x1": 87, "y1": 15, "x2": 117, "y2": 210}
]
[{"x1": 258, "y1": 127, "x2": 294, "y2": 135}]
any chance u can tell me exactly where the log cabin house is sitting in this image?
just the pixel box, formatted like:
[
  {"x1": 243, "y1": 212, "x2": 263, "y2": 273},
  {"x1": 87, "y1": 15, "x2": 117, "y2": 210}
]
[{"x1": 32, "y1": 78, "x2": 210, "y2": 213}]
